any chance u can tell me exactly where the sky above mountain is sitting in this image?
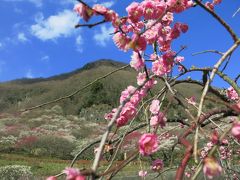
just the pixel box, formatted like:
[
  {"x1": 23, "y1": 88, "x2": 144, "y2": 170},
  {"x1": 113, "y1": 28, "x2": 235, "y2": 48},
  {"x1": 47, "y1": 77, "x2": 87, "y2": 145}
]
[{"x1": 0, "y1": 0, "x2": 239, "y2": 88}]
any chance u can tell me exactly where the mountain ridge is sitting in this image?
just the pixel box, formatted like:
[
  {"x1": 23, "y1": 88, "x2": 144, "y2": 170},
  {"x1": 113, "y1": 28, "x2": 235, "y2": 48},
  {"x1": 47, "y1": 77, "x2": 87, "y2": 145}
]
[{"x1": 5, "y1": 59, "x2": 129, "y2": 85}]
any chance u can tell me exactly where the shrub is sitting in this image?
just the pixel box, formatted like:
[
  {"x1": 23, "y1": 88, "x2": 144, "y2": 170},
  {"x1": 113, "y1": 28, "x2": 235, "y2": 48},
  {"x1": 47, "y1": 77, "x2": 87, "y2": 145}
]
[
  {"x1": 0, "y1": 165, "x2": 33, "y2": 180},
  {"x1": 0, "y1": 135, "x2": 18, "y2": 153},
  {"x1": 30, "y1": 135, "x2": 75, "y2": 159}
]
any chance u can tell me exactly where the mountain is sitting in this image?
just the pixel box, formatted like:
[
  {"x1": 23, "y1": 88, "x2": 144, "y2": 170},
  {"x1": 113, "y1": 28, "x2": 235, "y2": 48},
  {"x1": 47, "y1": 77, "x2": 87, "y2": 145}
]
[
  {"x1": 0, "y1": 59, "x2": 136, "y2": 115},
  {"x1": 0, "y1": 59, "x2": 204, "y2": 115}
]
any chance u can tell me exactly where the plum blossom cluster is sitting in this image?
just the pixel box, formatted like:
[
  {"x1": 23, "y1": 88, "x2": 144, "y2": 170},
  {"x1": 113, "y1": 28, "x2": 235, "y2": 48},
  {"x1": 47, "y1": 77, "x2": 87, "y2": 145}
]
[
  {"x1": 149, "y1": 99, "x2": 167, "y2": 128},
  {"x1": 226, "y1": 86, "x2": 239, "y2": 101},
  {"x1": 74, "y1": 0, "x2": 194, "y2": 78},
  {"x1": 119, "y1": 0, "x2": 192, "y2": 76},
  {"x1": 47, "y1": 167, "x2": 85, "y2": 180},
  {"x1": 105, "y1": 75, "x2": 157, "y2": 127},
  {"x1": 219, "y1": 145, "x2": 232, "y2": 160},
  {"x1": 74, "y1": 2, "x2": 118, "y2": 23},
  {"x1": 205, "y1": 0, "x2": 222, "y2": 11},
  {"x1": 200, "y1": 142, "x2": 214, "y2": 159},
  {"x1": 231, "y1": 120, "x2": 240, "y2": 141},
  {"x1": 200, "y1": 137, "x2": 230, "y2": 160},
  {"x1": 138, "y1": 170, "x2": 147, "y2": 178}
]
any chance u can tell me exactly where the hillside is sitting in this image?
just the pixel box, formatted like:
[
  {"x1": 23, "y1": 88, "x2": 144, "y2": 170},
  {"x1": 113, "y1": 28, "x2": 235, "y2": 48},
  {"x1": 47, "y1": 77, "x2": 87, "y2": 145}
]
[
  {"x1": 0, "y1": 59, "x2": 217, "y2": 165},
  {"x1": 0, "y1": 59, "x2": 204, "y2": 115}
]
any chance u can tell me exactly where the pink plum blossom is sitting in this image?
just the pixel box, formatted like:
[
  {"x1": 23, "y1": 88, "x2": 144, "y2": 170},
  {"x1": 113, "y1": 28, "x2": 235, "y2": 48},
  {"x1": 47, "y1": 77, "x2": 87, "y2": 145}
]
[
  {"x1": 138, "y1": 170, "x2": 147, "y2": 178},
  {"x1": 205, "y1": 2, "x2": 214, "y2": 10},
  {"x1": 130, "y1": 52, "x2": 145, "y2": 71},
  {"x1": 171, "y1": 23, "x2": 188, "y2": 39},
  {"x1": 187, "y1": 96, "x2": 196, "y2": 105},
  {"x1": 167, "y1": 0, "x2": 193, "y2": 13},
  {"x1": 226, "y1": 86, "x2": 239, "y2": 101},
  {"x1": 126, "y1": 2, "x2": 143, "y2": 23},
  {"x1": 175, "y1": 56, "x2": 184, "y2": 63},
  {"x1": 46, "y1": 176, "x2": 57, "y2": 180},
  {"x1": 63, "y1": 167, "x2": 82, "y2": 180},
  {"x1": 213, "y1": 0, "x2": 222, "y2": 5},
  {"x1": 120, "y1": 86, "x2": 136, "y2": 103},
  {"x1": 120, "y1": 102, "x2": 137, "y2": 121},
  {"x1": 104, "y1": 10, "x2": 119, "y2": 22},
  {"x1": 75, "y1": 176, "x2": 86, "y2": 180},
  {"x1": 203, "y1": 157, "x2": 222, "y2": 179},
  {"x1": 139, "y1": 78, "x2": 157, "y2": 98},
  {"x1": 150, "y1": 112, "x2": 167, "y2": 128},
  {"x1": 162, "y1": 12, "x2": 174, "y2": 25},
  {"x1": 139, "y1": 133, "x2": 158, "y2": 155},
  {"x1": 152, "y1": 57, "x2": 172, "y2": 76},
  {"x1": 137, "y1": 72, "x2": 147, "y2": 86},
  {"x1": 143, "y1": 28, "x2": 159, "y2": 44},
  {"x1": 149, "y1": 99, "x2": 160, "y2": 114},
  {"x1": 120, "y1": 86, "x2": 141, "y2": 105},
  {"x1": 113, "y1": 32, "x2": 131, "y2": 52},
  {"x1": 231, "y1": 121, "x2": 240, "y2": 140},
  {"x1": 92, "y1": 4, "x2": 108, "y2": 14},
  {"x1": 150, "y1": 115, "x2": 159, "y2": 127},
  {"x1": 185, "y1": 172, "x2": 191, "y2": 178},
  {"x1": 141, "y1": 0, "x2": 165, "y2": 20},
  {"x1": 129, "y1": 34, "x2": 147, "y2": 52},
  {"x1": 74, "y1": 3, "x2": 93, "y2": 22},
  {"x1": 93, "y1": 4, "x2": 119, "y2": 22},
  {"x1": 144, "y1": 78, "x2": 157, "y2": 90},
  {"x1": 104, "y1": 108, "x2": 117, "y2": 120},
  {"x1": 211, "y1": 130, "x2": 219, "y2": 145},
  {"x1": 116, "y1": 116, "x2": 128, "y2": 127}
]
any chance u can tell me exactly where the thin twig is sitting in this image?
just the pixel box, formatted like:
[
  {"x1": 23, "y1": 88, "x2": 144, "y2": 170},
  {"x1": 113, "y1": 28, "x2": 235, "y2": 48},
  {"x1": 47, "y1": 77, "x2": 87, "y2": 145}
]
[
  {"x1": 20, "y1": 64, "x2": 130, "y2": 112},
  {"x1": 75, "y1": 20, "x2": 107, "y2": 29},
  {"x1": 232, "y1": 7, "x2": 240, "y2": 17},
  {"x1": 192, "y1": 50, "x2": 224, "y2": 56},
  {"x1": 197, "y1": 41, "x2": 240, "y2": 120}
]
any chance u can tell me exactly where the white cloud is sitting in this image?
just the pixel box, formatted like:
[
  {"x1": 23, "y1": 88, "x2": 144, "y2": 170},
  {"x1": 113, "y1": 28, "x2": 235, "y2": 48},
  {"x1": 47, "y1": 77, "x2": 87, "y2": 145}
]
[
  {"x1": 93, "y1": 25, "x2": 114, "y2": 47},
  {"x1": 31, "y1": 10, "x2": 79, "y2": 41},
  {"x1": 41, "y1": 55, "x2": 50, "y2": 62},
  {"x1": 0, "y1": 43, "x2": 3, "y2": 49},
  {"x1": 75, "y1": 35, "x2": 83, "y2": 53},
  {"x1": 100, "y1": 1, "x2": 115, "y2": 8},
  {"x1": 3, "y1": 0, "x2": 42, "y2": 7},
  {"x1": 25, "y1": 69, "x2": 34, "y2": 78},
  {"x1": 76, "y1": 35, "x2": 83, "y2": 45},
  {"x1": 17, "y1": 33, "x2": 28, "y2": 42}
]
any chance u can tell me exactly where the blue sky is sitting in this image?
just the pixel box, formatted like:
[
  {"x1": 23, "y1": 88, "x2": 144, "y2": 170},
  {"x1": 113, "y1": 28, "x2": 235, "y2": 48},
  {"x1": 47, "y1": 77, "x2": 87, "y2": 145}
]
[{"x1": 0, "y1": 0, "x2": 239, "y2": 88}]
